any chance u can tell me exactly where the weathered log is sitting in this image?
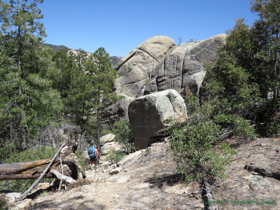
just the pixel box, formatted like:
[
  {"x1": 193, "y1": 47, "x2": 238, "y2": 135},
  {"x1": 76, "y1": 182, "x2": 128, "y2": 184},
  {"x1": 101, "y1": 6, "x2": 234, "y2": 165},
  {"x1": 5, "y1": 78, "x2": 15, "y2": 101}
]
[
  {"x1": 203, "y1": 181, "x2": 214, "y2": 210},
  {"x1": 59, "y1": 156, "x2": 64, "y2": 191},
  {"x1": 0, "y1": 159, "x2": 54, "y2": 175},
  {"x1": 50, "y1": 169, "x2": 76, "y2": 184},
  {"x1": 0, "y1": 173, "x2": 55, "y2": 180},
  {"x1": 20, "y1": 143, "x2": 65, "y2": 201},
  {"x1": 244, "y1": 165, "x2": 280, "y2": 180}
]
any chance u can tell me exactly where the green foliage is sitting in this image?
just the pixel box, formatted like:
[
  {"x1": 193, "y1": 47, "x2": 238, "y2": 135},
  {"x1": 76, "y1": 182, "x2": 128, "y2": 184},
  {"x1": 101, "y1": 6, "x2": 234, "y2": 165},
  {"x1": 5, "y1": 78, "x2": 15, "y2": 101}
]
[
  {"x1": 0, "y1": 146, "x2": 57, "y2": 193},
  {"x1": 170, "y1": 93, "x2": 237, "y2": 183},
  {"x1": 152, "y1": 171, "x2": 158, "y2": 181},
  {"x1": 106, "y1": 149, "x2": 126, "y2": 164},
  {"x1": 101, "y1": 128, "x2": 112, "y2": 136},
  {"x1": 204, "y1": 0, "x2": 280, "y2": 137},
  {"x1": 113, "y1": 118, "x2": 135, "y2": 154},
  {"x1": 0, "y1": 141, "x2": 17, "y2": 163},
  {"x1": 76, "y1": 148, "x2": 90, "y2": 171},
  {"x1": 85, "y1": 47, "x2": 122, "y2": 147},
  {"x1": 0, "y1": 0, "x2": 63, "y2": 147},
  {"x1": 0, "y1": 194, "x2": 12, "y2": 210}
]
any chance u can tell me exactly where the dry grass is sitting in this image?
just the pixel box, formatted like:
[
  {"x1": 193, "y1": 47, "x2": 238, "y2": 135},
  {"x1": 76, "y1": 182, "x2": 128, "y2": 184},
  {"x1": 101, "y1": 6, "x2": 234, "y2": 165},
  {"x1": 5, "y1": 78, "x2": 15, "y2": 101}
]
[{"x1": 67, "y1": 179, "x2": 91, "y2": 190}]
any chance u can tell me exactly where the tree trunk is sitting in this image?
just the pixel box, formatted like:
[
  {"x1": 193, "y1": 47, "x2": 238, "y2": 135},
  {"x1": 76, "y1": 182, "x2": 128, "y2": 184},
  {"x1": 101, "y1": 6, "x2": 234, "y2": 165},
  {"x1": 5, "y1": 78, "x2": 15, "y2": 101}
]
[
  {"x1": 20, "y1": 116, "x2": 26, "y2": 149},
  {"x1": 97, "y1": 108, "x2": 100, "y2": 165},
  {"x1": 10, "y1": 122, "x2": 13, "y2": 142}
]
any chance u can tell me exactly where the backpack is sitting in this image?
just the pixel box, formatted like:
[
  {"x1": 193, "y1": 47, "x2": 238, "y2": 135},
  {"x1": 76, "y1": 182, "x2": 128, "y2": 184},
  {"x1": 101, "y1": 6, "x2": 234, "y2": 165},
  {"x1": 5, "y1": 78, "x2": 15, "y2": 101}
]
[{"x1": 88, "y1": 146, "x2": 96, "y2": 157}]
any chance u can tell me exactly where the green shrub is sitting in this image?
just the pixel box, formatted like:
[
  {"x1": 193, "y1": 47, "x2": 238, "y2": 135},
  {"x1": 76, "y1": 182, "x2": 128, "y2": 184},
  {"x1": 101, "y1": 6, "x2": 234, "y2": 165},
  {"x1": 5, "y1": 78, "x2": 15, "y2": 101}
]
[
  {"x1": 152, "y1": 171, "x2": 158, "y2": 181},
  {"x1": 106, "y1": 149, "x2": 126, "y2": 164},
  {"x1": 0, "y1": 141, "x2": 17, "y2": 163},
  {"x1": 170, "y1": 97, "x2": 237, "y2": 184},
  {"x1": 257, "y1": 120, "x2": 280, "y2": 137},
  {"x1": 101, "y1": 128, "x2": 112, "y2": 136},
  {"x1": 113, "y1": 118, "x2": 135, "y2": 154},
  {"x1": 76, "y1": 148, "x2": 90, "y2": 171},
  {"x1": 0, "y1": 194, "x2": 12, "y2": 210},
  {"x1": 0, "y1": 146, "x2": 57, "y2": 193}
]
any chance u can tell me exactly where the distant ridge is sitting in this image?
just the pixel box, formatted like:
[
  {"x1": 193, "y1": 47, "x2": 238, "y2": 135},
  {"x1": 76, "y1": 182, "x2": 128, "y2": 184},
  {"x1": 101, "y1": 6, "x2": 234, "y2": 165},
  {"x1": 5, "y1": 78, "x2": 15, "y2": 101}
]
[
  {"x1": 42, "y1": 43, "x2": 122, "y2": 67},
  {"x1": 42, "y1": 43, "x2": 69, "y2": 52}
]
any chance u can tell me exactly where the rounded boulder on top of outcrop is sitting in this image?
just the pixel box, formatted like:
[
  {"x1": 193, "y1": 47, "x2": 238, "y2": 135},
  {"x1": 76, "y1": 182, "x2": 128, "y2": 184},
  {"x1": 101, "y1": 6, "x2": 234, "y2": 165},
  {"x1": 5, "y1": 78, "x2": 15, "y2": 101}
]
[{"x1": 114, "y1": 36, "x2": 176, "y2": 98}]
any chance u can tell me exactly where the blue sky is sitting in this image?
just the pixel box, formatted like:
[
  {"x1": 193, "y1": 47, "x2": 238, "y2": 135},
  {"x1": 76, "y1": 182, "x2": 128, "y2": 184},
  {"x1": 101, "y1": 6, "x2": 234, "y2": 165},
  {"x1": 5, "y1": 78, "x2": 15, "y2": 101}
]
[{"x1": 39, "y1": 0, "x2": 259, "y2": 57}]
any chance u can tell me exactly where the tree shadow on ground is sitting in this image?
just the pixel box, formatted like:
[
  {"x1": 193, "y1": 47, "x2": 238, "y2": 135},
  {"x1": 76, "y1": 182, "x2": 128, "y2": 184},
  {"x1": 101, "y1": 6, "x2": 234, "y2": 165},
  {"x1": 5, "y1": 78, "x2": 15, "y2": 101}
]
[
  {"x1": 32, "y1": 194, "x2": 106, "y2": 210},
  {"x1": 145, "y1": 173, "x2": 185, "y2": 189}
]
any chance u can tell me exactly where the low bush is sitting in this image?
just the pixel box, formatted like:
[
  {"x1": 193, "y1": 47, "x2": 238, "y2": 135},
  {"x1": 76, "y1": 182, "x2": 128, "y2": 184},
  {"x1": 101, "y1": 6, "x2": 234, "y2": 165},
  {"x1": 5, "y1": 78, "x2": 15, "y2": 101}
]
[
  {"x1": 76, "y1": 148, "x2": 90, "y2": 171},
  {"x1": 170, "y1": 95, "x2": 238, "y2": 184},
  {"x1": 106, "y1": 149, "x2": 126, "y2": 164},
  {"x1": 0, "y1": 194, "x2": 12, "y2": 210},
  {"x1": 113, "y1": 118, "x2": 135, "y2": 154}
]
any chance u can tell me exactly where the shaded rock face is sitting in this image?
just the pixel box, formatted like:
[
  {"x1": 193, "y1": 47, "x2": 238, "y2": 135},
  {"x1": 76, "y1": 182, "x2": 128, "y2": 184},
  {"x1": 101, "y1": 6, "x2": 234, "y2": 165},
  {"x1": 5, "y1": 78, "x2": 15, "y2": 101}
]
[
  {"x1": 128, "y1": 89, "x2": 187, "y2": 149},
  {"x1": 101, "y1": 95, "x2": 134, "y2": 129},
  {"x1": 145, "y1": 34, "x2": 227, "y2": 95}
]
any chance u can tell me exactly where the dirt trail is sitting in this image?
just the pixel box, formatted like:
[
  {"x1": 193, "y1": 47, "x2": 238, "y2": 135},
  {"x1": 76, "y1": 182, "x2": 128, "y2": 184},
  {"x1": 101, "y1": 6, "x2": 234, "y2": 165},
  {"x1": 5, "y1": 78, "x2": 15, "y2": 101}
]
[{"x1": 10, "y1": 137, "x2": 280, "y2": 210}]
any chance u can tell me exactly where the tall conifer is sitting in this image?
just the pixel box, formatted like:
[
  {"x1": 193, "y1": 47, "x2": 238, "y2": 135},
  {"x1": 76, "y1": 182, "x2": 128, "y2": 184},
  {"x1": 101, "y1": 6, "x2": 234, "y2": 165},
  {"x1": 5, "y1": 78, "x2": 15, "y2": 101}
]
[
  {"x1": 0, "y1": 0, "x2": 62, "y2": 148},
  {"x1": 86, "y1": 47, "x2": 121, "y2": 161}
]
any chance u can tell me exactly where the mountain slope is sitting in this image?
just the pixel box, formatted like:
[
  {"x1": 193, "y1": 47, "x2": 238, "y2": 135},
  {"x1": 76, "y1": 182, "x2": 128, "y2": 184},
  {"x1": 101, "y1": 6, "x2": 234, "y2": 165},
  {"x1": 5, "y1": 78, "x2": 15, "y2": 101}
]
[{"x1": 42, "y1": 43, "x2": 122, "y2": 67}]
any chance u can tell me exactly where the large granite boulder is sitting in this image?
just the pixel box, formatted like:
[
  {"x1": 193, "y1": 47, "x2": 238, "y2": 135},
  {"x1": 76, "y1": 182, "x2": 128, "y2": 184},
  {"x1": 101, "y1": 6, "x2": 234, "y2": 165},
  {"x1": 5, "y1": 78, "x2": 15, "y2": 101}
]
[
  {"x1": 114, "y1": 36, "x2": 176, "y2": 97},
  {"x1": 128, "y1": 89, "x2": 187, "y2": 149},
  {"x1": 145, "y1": 34, "x2": 227, "y2": 95}
]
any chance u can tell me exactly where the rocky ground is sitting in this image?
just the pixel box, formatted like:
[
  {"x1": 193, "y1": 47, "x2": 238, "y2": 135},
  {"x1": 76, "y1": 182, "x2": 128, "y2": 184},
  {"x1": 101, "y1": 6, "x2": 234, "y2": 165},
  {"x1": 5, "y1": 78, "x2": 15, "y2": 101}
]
[{"x1": 4, "y1": 136, "x2": 280, "y2": 210}]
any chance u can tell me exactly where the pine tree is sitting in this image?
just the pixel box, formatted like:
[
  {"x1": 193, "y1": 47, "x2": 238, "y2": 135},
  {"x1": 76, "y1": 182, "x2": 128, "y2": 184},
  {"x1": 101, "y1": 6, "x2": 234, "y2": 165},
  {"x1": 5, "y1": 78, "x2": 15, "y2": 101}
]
[
  {"x1": 0, "y1": 0, "x2": 62, "y2": 149},
  {"x1": 251, "y1": 0, "x2": 280, "y2": 109},
  {"x1": 204, "y1": 0, "x2": 280, "y2": 136},
  {"x1": 85, "y1": 47, "x2": 121, "y2": 161}
]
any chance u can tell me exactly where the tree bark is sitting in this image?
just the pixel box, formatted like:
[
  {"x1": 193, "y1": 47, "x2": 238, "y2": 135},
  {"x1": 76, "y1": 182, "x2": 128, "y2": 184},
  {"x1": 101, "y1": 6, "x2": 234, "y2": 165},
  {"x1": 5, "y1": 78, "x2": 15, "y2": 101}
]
[
  {"x1": 0, "y1": 173, "x2": 55, "y2": 180},
  {"x1": 97, "y1": 108, "x2": 100, "y2": 166}
]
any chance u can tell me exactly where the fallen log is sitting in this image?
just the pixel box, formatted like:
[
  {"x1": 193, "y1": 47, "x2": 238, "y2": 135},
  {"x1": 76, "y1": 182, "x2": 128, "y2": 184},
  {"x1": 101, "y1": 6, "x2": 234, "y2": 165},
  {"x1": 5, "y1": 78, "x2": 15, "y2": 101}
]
[
  {"x1": 0, "y1": 159, "x2": 54, "y2": 175},
  {"x1": 50, "y1": 169, "x2": 76, "y2": 184},
  {"x1": 0, "y1": 173, "x2": 55, "y2": 180},
  {"x1": 244, "y1": 165, "x2": 280, "y2": 180},
  {"x1": 20, "y1": 143, "x2": 65, "y2": 200}
]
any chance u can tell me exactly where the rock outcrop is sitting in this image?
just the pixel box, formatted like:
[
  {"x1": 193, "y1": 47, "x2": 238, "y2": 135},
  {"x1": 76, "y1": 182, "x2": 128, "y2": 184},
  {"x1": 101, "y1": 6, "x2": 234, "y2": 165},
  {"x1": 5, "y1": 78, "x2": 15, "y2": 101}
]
[
  {"x1": 100, "y1": 134, "x2": 122, "y2": 155},
  {"x1": 114, "y1": 36, "x2": 176, "y2": 98},
  {"x1": 128, "y1": 89, "x2": 187, "y2": 149},
  {"x1": 102, "y1": 34, "x2": 226, "y2": 131},
  {"x1": 145, "y1": 34, "x2": 227, "y2": 95}
]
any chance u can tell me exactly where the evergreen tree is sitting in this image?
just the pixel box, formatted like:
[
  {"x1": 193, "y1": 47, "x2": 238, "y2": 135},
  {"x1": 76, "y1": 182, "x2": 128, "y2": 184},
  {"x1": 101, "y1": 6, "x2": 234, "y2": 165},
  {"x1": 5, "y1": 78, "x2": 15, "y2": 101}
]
[
  {"x1": 85, "y1": 47, "x2": 121, "y2": 161},
  {"x1": 0, "y1": 0, "x2": 62, "y2": 149},
  {"x1": 204, "y1": 0, "x2": 280, "y2": 136}
]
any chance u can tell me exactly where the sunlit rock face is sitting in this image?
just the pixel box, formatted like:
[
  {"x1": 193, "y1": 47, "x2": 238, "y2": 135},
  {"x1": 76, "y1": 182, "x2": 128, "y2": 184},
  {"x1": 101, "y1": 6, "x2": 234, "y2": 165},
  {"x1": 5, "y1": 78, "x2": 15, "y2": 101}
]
[{"x1": 145, "y1": 34, "x2": 227, "y2": 95}]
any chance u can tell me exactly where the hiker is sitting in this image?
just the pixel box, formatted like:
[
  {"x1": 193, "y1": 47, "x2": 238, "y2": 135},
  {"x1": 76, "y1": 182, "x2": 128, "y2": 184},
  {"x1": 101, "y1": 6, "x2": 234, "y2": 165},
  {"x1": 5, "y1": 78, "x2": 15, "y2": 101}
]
[{"x1": 88, "y1": 145, "x2": 100, "y2": 170}]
